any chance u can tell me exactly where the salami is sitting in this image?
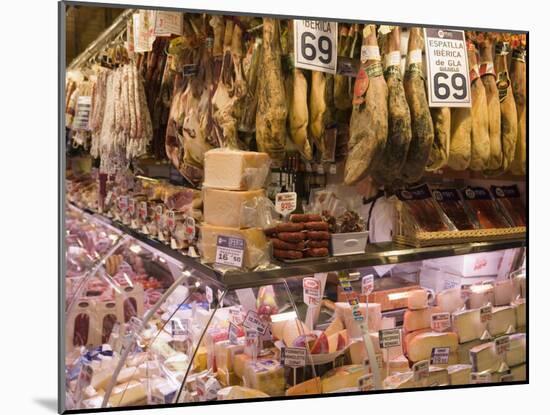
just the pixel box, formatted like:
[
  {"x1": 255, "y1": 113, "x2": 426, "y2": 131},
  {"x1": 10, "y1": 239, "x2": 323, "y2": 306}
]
[
  {"x1": 273, "y1": 249, "x2": 304, "y2": 259},
  {"x1": 271, "y1": 238, "x2": 306, "y2": 250}
]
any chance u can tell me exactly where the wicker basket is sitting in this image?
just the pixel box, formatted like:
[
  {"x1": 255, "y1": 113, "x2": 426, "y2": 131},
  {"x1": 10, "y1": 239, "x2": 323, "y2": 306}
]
[{"x1": 393, "y1": 200, "x2": 526, "y2": 247}]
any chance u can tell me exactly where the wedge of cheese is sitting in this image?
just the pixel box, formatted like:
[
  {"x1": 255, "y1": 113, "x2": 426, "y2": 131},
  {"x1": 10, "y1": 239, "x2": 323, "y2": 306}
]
[
  {"x1": 447, "y1": 364, "x2": 472, "y2": 385},
  {"x1": 383, "y1": 371, "x2": 416, "y2": 389},
  {"x1": 108, "y1": 380, "x2": 147, "y2": 407},
  {"x1": 282, "y1": 319, "x2": 311, "y2": 347},
  {"x1": 505, "y1": 333, "x2": 526, "y2": 367},
  {"x1": 487, "y1": 306, "x2": 517, "y2": 336},
  {"x1": 513, "y1": 300, "x2": 526, "y2": 328},
  {"x1": 204, "y1": 149, "x2": 271, "y2": 190},
  {"x1": 452, "y1": 308, "x2": 484, "y2": 343},
  {"x1": 200, "y1": 224, "x2": 268, "y2": 269},
  {"x1": 407, "y1": 289, "x2": 429, "y2": 310},
  {"x1": 469, "y1": 342, "x2": 499, "y2": 372},
  {"x1": 403, "y1": 307, "x2": 442, "y2": 332},
  {"x1": 403, "y1": 328, "x2": 431, "y2": 356},
  {"x1": 203, "y1": 188, "x2": 266, "y2": 228},
  {"x1": 243, "y1": 359, "x2": 285, "y2": 396},
  {"x1": 436, "y1": 287, "x2": 465, "y2": 313},
  {"x1": 215, "y1": 340, "x2": 245, "y2": 371},
  {"x1": 217, "y1": 386, "x2": 269, "y2": 400},
  {"x1": 286, "y1": 377, "x2": 322, "y2": 396},
  {"x1": 387, "y1": 355, "x2": 411, "y2": 375},
  {"x1": 494, "y1": 279, "x2": 514, "y2": 306},
  {"x1": 324, "y1": 317, "x2": 344, "y2": 337},
  {"x1": 321, "y1": 365, "x2": 369, "y2": 393},
  {"x1": 407, "y1": 331, "x2": 458, "y2": 363}
]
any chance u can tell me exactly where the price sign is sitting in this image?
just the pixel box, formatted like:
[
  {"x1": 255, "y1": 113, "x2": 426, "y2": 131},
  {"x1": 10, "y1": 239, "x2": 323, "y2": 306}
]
[
  {"x1": 138, "y1": 201, "x2": 148, "y2": 220},
  {"x1": 205, "y1": 286, "x2": 213, "y2": 305},
  {"x1": 424, "y1": 28, "x2": 471, "y2": 107},
  {"x1": 153, "y1": 11, "x2": 183, "y2": 36},
  {"x1": 303, "y1": 277, "x2": 322, "y2": 306},
  {"x1": 430, "y1": 347, "x2": 450, "y2": 365},
  {"x1": 495, "y1": 335, "x2": 511, "y2": 355},
  {"x1": 361, "y1": 274, "x2": 374, "y2": 296},
  {"x1": 228, "y1": 323, "x2": 240, "y2": 345},
  {"x1": 184, "y1": 216, "x2": 196, "y2": 241},
  {"x1": 431, "y1": 312, "x2": 451, "y2": 332},
  {"x1": 282, "y1": 347, "x2": 307, "y2": 368},
  {"x1": 480, "y1": 304, "x2": 493, "y2": 323},
  {"x1": 171, "y1": 318, "x2": 189, "y2": 341},
  {"x1": 294, "y1": 19, "x2": 338, "y2": 74},
  {"x1": 245, "y1": 328, "x2": 258, "y2": 348},
  {"x1": 413, "y1": 360, "x2": 430, "y2": 382},
  {"x1": 378, "y1": 328, "x2": 401, "y2": 349},
  {"x1": 118, "y1": 196, "x2": 129, "y2": 212},
  {"x1": 243, "y1": 310, "x2": 268, "y2": 335},
  {"x1": 275, "y1": 192, "x2": 297, "y2": 216},
  {"x1": 471, "y1": 372, "x2": 492, "y2": 384},
  {"x1": 358, "y1": 373, "x2": 374, "y2": 392},
  {"x1": 128, "y1": 198, "x2": 136, "y2": 217},
  {"x1": 165, "y1": 210, "x2": 176, "y2": 231},
  {"x1": 215, "y1": 235, "x2": 245, "y2": 268},
  {"x1": 230, "y1": 306, "x2": 244, "y2": 325},
  {"x1": 154, "y1": 205, "x2": 163, "y2": 225}
]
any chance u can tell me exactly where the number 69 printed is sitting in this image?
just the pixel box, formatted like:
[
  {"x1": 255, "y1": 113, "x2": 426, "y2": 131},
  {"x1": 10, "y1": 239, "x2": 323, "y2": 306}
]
[{"x1": 294, "y1": 20, "x2": 338, "y2": 74}]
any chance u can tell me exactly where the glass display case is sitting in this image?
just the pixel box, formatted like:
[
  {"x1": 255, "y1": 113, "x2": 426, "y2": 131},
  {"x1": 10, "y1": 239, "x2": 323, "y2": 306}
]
[{"x1": 64, "y1": 205, "x2": 527, "y2": 410}]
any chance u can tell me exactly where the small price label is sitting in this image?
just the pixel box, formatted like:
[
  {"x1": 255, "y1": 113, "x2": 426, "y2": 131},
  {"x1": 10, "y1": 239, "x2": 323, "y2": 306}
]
[
  {"x1": 171, "y1": 318, "x2": 189, "y2": 340},
  {"x1": 205, "y1": 286, "x2": 213, "y2": 304},
  {"x1": 495, "y1": 335, "x2": 511, "y2": 355},
  {"x1": 424, "y1": 28, "x2": 471, "y2": 107},
  {"x1": 431, "y1": 312, "x2": 451, "y2": 332},
  {"x1": 128, "y1": 198, "x2": 136, "y2": 217},
  {"x1": 230, "y1": 306, "x2": 244, "y2": 325},
  {"x1": 471, "y1": 372, "x2": 492, "y2": 384},
  {"x1": 243, "y1": 310, "x2": 268, "y2": 335},
  {"x1": 378, "y1": 328, "x2": 402, "y2": 349},
  {"x1": 138, "y1": 201, "x2": 148, "y2": 220},
  {"x1": 228, "y1": 323, "x2": 240, "y2": 345},
  {"x1": 184, "y1": 216, "x2": 196, "y2": 241},
  {"x1": 303, "y1": 277, "x2": 322, "y2": 306},
  {"x1": 293, "y1": 20, "x2": 338, "y2": 74},
  {"x1": 430, "y1": 347, "x2": 450, "y2": 365},
  {"x1": 165, "y1": 210, "x2": 176, "y2": 231},
  {"x1": 282, "y1": 347, "x2": 307, "y2": 368},
  {"x1": 77, "y1": 364, "x2": 94, "y2": 389},
  {"x1": 215, "y1": 235, "x2": 245, "y2": 268},
  {"x1": 118, "y1": 196, "x2": 129, "y2": 212},
  {"x1": 154, "y1": 205, "x2": 163, "y2": 224},
  {"x1": 245, "y1": 328, "x2": 258, "y2": 348},
  {"x1": 413, "y1": 360, "x2": 430, "y2": 382},
  {"x1": 361, "y1": 274, "x2": 374, "y2": 296},
  {"x1": 329, "y1": 164, "x2": 337, "y2": 175},
  {"x1": 480, "y1": 305, "x2": 493, "y2": 323},
  {"x1": 275, "y1": 192, "x2": 297, "y2": 216},
  {"x1": 153, "y1": 11, "x2": 183, "y2": 36},
  {"x1": 358, "y1": 373, "x2": 374, "y2": 392}
]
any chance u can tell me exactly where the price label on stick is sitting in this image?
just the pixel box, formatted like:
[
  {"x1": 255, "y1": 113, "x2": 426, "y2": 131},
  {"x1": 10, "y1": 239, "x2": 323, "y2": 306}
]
[
  {"x1": 423, "y1": 28, "x2": 471, "y2": 107},
  {"x1": 228, "y1": 323, "x2": 240, "y2": 345},
  {"x1": 430, "y1": 347, "x2": 450, "y2": 365},
  {"x1": 358, "y1": 373, "x2": 374, "y2": 392},
  {"x1": 495, "y1": 335, "x2": 511, "y2": 355},
  {"x1": 118, "y1": 196, "x2": 128, "y2": 212},
  {"x1": 165, "y1": 210, "x2": 176, "y2": 231},
  {"x1": 362, "y1": 274, "x2": 374, "y2": 296},
  {"x1": 303, "y1": 277, "x2": 322, "y2": 306},
  {"x1": 294, "y1": 20, "x2": 338, "y2": 74},
  {"x1": 138, "y1": 201, "x2": 148, "y2": 220},
  {"x1": 245, "y1": 328, "x2": 258, "y2": 348},
  {"x1": 378, "y1": 328, "x2": 401, "y2": 349},
  {"x1": 431, "y1": 312, "x2": 451, "y2": 332},
  {"x1": 215, "y1": 235, "x2": 245, "y2": 268},
  {"x1": 171, "y1": 318, "x2": 188, "y2": 341},
  {"x1": 275, "y1": 192, "x2": 297, "y2": 216},
  {"x1": 413, "y1": 360, "x2": 430, "y2": 382},
  {"x1": 243, "y1": 310, "x2": 268, "y2": 335},
  {"x1": 205, "y1": 286, "x2": 213, "y2": 305},
  {"x1": 184, "y1": 216, "x2": 196, "y2": 241},
  {"x1": 282, "y1": 347, "x2": 307, "y2": 368},
  {"x1": 480, "y1": 304, "x2": 493, "y2": 323}
]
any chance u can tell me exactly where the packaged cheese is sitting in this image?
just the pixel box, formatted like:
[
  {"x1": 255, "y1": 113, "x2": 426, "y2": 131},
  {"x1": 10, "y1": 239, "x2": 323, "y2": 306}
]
[
  {"x1": 494, "y1": 279, "x2": 514, "y2": 306},
  {"x1": 203, "y1": 188, "x2": 266, "y2": 228},
  {"x1": 204, "y1": 149, "x2": 271, "y2": 190},
  {"x1": 452, "y1": 308, "x2": 484, "y2": 343},
  {"x1": 407, "y1": 332, "x2": 458, "y2": 363},
  {"x1": 243, "y1": 359, "x2": 285, "y2": 396},
  {"x1": 513, "y1": 299, "x2": 526, "y2": 328},
  {"x1": 199, "y1": 224, "x2": 268, "y2": 269},
  {"x1": 468, "y1": 283, "x2": 495, "y2": 309},
  {"x1": 407, "y1": 289, "x2": 429, "y2": 310},
  {"x1": 469, "y1": 342, "x2": 499, "y2": 372},
  {"x1": 108, "y1": 380, "x2": 147, "y2": 407},
  {"x1": 215, "y1": 340, "x2": 245, "y2": 371}
]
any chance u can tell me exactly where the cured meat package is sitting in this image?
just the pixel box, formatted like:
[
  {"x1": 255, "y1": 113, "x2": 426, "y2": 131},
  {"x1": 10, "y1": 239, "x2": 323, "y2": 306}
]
[
  {"x1": 490, "y1": 185, "x2": 526, "y2": 227},
  {"x1": 395, "y1": 185, "x2": 454, "y2": 233},
  {"x1": 460, "y1": 187, "x2": 511, "y2": 229},
  {"x1": 432, "y1": 188, "x2": 477, "y2": 230}
]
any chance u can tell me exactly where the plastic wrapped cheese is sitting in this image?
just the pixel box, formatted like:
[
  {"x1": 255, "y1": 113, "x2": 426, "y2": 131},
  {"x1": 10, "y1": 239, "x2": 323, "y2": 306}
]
[
  {"x1": 494, "y1": 279, "x2": 514, "y2": 306},
  {"x1": 203, "y1": 149, "x2": 271, "y2": 190},
  {"x1": 468, "y1": 284, "x2": 495, "y2": 309},
  {"x1": 215, "y1": 340, "x2": 245, "y2": 371},
  {"x1": 199, "y1": 224, "x2": 268, "y2": 269},
  {"x1": 108, "y1": 380, "x2": 147, "y2": 406},
  {"x1": 217, "y1": 386, "x2": 269, "y2": 400},
  {"x1": 452, "y1": 308, "x2": 484, "y2": 343},
  {"x1": 513, "y1": 299, "x2": 526, "y2": 327},
  {"x1": 203, "y1": 188, "x2": 266, "y2": 228},
  {"x1": 407, "y1": 289, "x2": 430, "y2": 310},
  {"x1": 243, "y1": 359, "x2": 285, "y2": 396}
]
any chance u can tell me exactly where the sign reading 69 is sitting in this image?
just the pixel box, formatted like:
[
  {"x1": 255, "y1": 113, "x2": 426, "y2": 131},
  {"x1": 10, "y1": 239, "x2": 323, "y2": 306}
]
[{"x1": 294, "y1": 20, "x2": 338, "y2": 74}]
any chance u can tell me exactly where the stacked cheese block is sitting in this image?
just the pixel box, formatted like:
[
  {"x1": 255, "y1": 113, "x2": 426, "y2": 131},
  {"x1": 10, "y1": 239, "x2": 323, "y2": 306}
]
[
  {"x1": 265, "y1": 213, "x2": 330, "y2": 260},
  {"x1": 201, "y1": 149, "x2": 270, "y2": 269}
]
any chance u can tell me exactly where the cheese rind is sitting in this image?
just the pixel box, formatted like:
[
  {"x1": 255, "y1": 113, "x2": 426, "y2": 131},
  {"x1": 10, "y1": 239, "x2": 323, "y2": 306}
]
[
  {"x1": 452, "y1": 308, "x2": 484, "y2": 343},
  {"x1": 487, "y1": 306, "x2": 517, "y2": 336},
  {"x1": 407, "y1": 331, "x2": 458, "y2": 362},
  {"x1": 203, "y1": 188, "x2": 266, "y2": 228},
  {"x1": 200, "y1": 224, "x2": 268, "y2": 269},
  {"x1": 204, "y1": 150, "x2": 271, "y2": 190}
]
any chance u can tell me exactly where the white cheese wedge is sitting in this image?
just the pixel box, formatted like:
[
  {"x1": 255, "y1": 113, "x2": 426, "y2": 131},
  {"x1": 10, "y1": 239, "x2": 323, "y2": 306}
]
[
  {"x1": 452, "y1": 308, "x2": 484, "y2": 343},
  {"x1": 505, "y1": 333, "x2": 526, "y2": 367},
  {"x1": 387, "y1": 355, "x2": 411, "y2": 375},
  {"x1": 513, "y1": 300, "x2": 526, "y2": 328},
  {"x1": 447, "y1": 364, "x2": 472, "y2": 385},
  {"x1": 200, "y1": 224, "x2": 268, "y2": 269},
  {"x1": 469, "y1": 342, "x2": 499, "y2": 372},
  {"x1": 203, "y1": 188, "x2": 266, "y2": 228},
  {"x1": 468, "y1": 284, "x2": 495, "y2": 309},
  {"x1": 487, "y1": 306, "x2": 517, "y2": 336},
  {"x1": 215, "y1": 340, "x2": 245, "y2": 371},
  {"x1": 407, "y1": 331, "x2": 459, "y2": 363},
  {"x1": 494, "y1": 279, "x2": 514, "y2": 306},
  {"x1": 436, "y1": 287, "x2": 465, "y2": 313},
  {"x1": 407, "y1": 289, "x2": 429, "y2": 310},
  {"x1": 347, "y1": 336, "x2": 381, "y2": 364},
  {"x1": 204, "y1": 149, "x2": 271, "y2": 190},
  {"x1": 403, "y1": 306, "x2": 442, "y2": 332}
]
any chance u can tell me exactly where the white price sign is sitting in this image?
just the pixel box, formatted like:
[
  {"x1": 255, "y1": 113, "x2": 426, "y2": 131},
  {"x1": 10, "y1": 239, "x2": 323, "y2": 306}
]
[
  {"x1": 424, "y1": 28, "x2": 471, "y2": 107},
  {"x1": 153, "y1": 11, "x2": 183, "y2": 36},
  {"x1": 303, "y1": 277, "x2": 322, "y2": 306},
  {"x1": 431, "y1": 312, "x2": 451, "y2": 332},
  {"x1": 413, "y1": 360, "x2": 430, "y2": 382},
  {"x1": 243, "y1": 310, "x2": 268, "y2": 335},
  {"x1": 282, "y1": 347, "x2": 307, "y2": 368},
  {"x1": 378, "y1": 328, "x2": 401, "y2": 349},
  {"x1": 215, "y1": 235, "x2": 245, "y2": 268},
  {"x1": 293, "y1": 20, "x2": 338, "y2": 74},
  {"x1": 361, "y1": 274, "x2": 374, "y2": 296},
  {"x1": 430, "y1": 347, "x2": 450, "y2": 365},
  {"x1": 495, "y1": 335, "x2": 511, "y2": 355},
  {"x1": 275, "y1": 192, "x2": 297, "y2": 216}
]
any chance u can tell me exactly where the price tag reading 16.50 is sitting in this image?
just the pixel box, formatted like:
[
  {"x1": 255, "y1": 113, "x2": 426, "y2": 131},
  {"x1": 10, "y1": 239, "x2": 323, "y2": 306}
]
[
  {"x1": 294, "y1": 20, "x2": 338, "y2": 74},
  {"x1": 424, "y1": 28, "x2": 471, "y2": 107}
]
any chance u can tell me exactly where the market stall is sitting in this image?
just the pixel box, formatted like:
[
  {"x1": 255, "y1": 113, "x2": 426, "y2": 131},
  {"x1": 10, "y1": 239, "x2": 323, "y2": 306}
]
[{"x1": 62, "y1": 5, "x2": 527, "y2": 412}]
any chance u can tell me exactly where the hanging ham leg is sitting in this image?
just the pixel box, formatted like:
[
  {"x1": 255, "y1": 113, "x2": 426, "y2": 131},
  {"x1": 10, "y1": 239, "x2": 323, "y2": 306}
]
[
  {"x1": 509, "y1": 43, "x2": 526, "y2": 175},
  {"x1": 448, "y1": 107, "x2": 472, "y2": 170}
]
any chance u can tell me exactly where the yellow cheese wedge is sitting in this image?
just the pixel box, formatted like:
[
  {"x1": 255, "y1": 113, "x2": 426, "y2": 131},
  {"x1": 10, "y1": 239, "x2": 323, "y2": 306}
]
[{"x1": 286, "y1": 377, "x2": 322, "y2": 396}]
